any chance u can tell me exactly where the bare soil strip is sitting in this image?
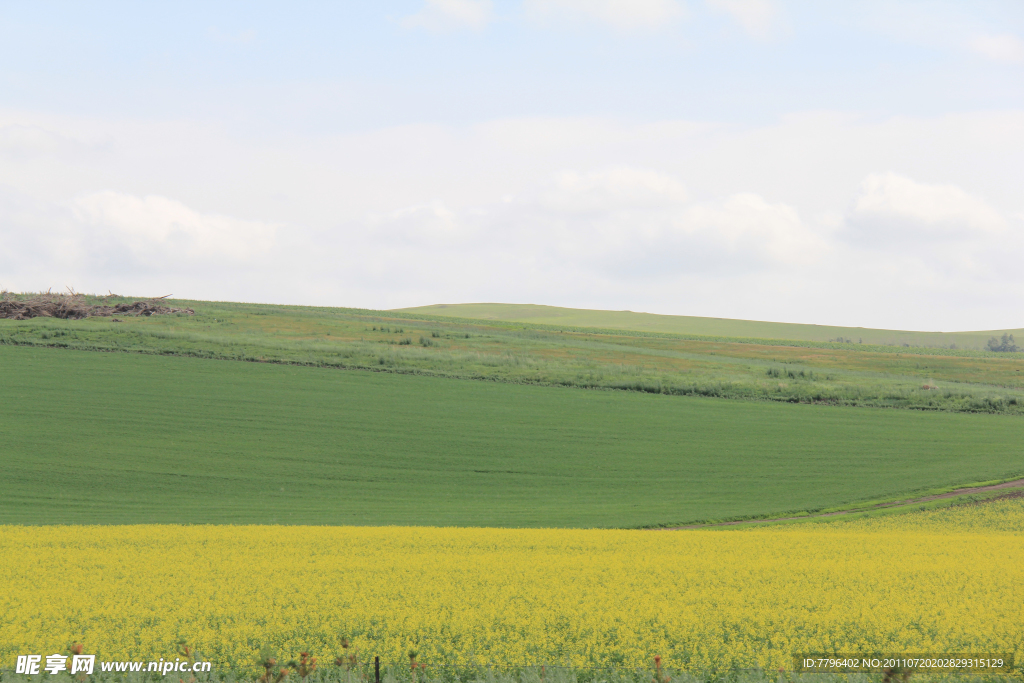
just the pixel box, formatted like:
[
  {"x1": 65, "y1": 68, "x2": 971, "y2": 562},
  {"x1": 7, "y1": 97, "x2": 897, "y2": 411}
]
[{"x1": 666, "y1": 478, "x2": 1024, "y2": 529}]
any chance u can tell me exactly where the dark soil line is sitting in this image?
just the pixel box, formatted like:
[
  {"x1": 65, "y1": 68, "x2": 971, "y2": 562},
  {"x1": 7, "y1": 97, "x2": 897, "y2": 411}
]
[{"x1": 664, "y1": 478, "x2": 1024, "y2": 529}]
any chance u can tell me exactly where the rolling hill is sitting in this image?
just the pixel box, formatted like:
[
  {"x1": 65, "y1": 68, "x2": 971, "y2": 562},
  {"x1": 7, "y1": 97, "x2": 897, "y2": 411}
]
[{"x1": 397, "y1": 303, "x2": 1024, "y2": 349}]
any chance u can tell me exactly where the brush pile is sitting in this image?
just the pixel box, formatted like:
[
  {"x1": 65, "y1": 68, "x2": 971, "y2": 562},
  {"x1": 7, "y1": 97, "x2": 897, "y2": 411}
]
[{"x1": 0, "y1": 291, "x2": 195, "y2": 320}]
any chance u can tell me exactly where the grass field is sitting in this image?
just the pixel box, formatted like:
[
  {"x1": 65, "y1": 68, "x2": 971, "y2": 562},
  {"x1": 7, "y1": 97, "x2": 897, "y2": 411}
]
[
  {"x1": 398, "y1": 303, "x2": 1024, "y2": 349},
  {"x1": 2, "y1": 345, "x2": 1023, "y2": 526},
  {"x1": 3, "y1": 295, "x2": 1024, "y2": 416},
  {"x1": 2, "y1": 498, "x2": 1021, "y2": 673}
]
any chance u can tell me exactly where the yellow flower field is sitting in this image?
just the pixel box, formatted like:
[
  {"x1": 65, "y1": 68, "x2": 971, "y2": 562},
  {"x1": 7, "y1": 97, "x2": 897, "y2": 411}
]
[{"x1": 1, "y1": 498, "x2": 1021, "y2": 674}]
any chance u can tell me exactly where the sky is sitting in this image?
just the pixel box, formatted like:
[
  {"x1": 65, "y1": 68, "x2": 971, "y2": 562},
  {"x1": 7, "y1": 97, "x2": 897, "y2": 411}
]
[{"x1": 1, "y1": 1, "x2": 1022, "y2": 331}]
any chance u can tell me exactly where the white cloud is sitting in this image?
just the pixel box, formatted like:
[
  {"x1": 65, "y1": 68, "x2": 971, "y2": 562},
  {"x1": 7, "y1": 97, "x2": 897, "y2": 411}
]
[
  {"x1": 73, "y1": 191, "x2": 279, "y2": 263},
  {"x1": 368, "y1": 200, "x2": 476, "y2": 245},
  {"x1": 677, "y1": 193, "x2": 823, "y2": 266},
  {"x1": 850, "y1": 172, "x2": 1007, "y2": 241},
  {"x1": 402, "y1": 0, "x2": 494, "y2": 32},
  {"x1": 537, "y1": 189, "x2": 823, "y2": 277},
  {"x1": 367, "y1": 169, "x2": 823, "y2": 282},
  {"x1": 968, "y1": 33, "x2": 1024, "y2": 63},
  {"x1": 705, "y1": 0, "x2": 775, "y2": 38},
  {"x1": 540, "y1": 167, "x2": 688, "y2": 213},
  {"x1": 524, "y1": 0, "x2": 685, "y2": 30}
]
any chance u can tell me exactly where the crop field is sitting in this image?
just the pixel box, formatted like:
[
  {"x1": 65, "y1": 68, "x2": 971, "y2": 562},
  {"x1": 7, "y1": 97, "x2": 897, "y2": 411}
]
[
  {"x1": 1, "y1": 497, "x2": 1021, "y2": 674},
  {"x1": 2, "y1": 344, "x2": 1024, "y2": 526}
]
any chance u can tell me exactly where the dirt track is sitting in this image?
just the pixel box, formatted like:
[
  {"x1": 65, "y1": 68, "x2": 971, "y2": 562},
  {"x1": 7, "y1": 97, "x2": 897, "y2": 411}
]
[{"x1": 665, "y1": 478, "x2": 1024, "y2": 529}]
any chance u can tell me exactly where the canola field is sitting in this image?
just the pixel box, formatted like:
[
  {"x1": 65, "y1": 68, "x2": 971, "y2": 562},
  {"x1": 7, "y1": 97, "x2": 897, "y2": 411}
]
[{"x1": 2, "y1": 499, "x2": 1021, "y2": 675}]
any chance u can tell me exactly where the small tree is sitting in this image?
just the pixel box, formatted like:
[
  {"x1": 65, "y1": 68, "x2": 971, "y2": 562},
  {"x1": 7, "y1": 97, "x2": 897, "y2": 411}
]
[{"x1": 987, "y1": 334, "x2": 1020, "y2": 352}]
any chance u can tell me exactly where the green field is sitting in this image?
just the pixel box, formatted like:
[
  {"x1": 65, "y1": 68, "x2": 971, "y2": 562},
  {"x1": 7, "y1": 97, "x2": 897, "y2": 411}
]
[
  {"x1": 3, "y1": 296, "x2": 1024, "y2": 416},
  {"x1": 399, "y1": 302, "x2": 1024, "y2": 349},
  {"x1": 2, "y1": 345, "x2": 1022, "y2": 527}
]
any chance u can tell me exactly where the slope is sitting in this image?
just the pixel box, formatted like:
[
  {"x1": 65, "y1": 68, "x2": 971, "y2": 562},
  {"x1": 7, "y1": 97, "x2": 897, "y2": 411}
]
[
  {"x1": 397, "y1": 303, "x2": 1024, "y2": 349},
  {"x1": 2, "y1": 345, "x2": 1022, "y2": 527}
]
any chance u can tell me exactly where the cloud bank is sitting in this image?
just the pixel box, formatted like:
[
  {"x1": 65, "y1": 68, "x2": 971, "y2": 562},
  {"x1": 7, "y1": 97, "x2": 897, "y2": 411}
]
[{"x1": 1, "y1": 108, "x2": 1022, "y2": 330}]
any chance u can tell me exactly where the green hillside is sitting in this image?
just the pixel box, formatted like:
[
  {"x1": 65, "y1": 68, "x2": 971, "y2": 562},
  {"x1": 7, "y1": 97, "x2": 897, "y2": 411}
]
[
  {"x1": 2, "y1": 345, "x2": 1022, "y2": 527},
  {"x1": 4, "y1": 295, "x2": 1024, "y2": 417},
  {"x1": 398, "y1": 303, "x2": 1024, "y2": 349}
]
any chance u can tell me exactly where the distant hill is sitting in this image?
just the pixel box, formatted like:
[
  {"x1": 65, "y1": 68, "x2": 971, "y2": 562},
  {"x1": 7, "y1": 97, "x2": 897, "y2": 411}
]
[{"x1": 396, "y1": 303, "x2": 1023, "y2": 349}]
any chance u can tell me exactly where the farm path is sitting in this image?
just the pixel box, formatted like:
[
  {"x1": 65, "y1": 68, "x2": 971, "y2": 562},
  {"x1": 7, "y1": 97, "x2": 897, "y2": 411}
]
[{"x1": 666, "y1": 478, "x2": 1024, "y2": 529}]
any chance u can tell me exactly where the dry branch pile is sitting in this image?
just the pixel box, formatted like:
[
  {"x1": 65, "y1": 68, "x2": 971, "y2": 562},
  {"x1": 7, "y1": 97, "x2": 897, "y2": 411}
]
[{"x1": 0, "y1": 292, "x2": 195, "y2": 320}]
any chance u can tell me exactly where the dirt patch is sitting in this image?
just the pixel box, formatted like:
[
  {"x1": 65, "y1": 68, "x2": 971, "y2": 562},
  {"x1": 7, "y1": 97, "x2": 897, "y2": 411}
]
[
  {"x1": 0, "y1": 292, "x2": 195, "y2": 320},
  {"x1": 966, "y1": 489, "x2": 1024, "y2": 504},
  {"x1": 665, "y1": 477, "x2": 1024, "y2": 529}
]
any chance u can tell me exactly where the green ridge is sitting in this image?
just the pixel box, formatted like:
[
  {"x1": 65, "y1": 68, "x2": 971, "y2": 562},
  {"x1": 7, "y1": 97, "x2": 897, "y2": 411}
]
[{"x1": 397, "y1": 303, "x2": 1024, "y2": 349}]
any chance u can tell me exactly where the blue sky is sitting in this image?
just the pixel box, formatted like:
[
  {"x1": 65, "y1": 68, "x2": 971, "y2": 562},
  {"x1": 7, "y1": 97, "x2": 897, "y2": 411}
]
[{"x1": 1, "y1": 1, "x2": 1023, "y2": 329}]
